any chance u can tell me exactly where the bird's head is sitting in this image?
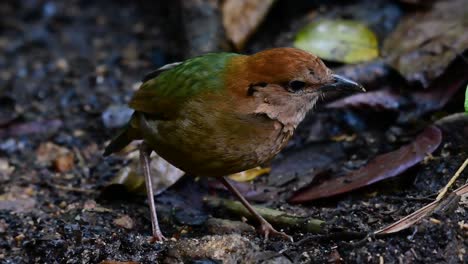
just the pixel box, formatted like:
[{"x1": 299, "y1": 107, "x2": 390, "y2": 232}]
[{"x1": 232, "y1": 47, "x2": 364, "y2": 128}]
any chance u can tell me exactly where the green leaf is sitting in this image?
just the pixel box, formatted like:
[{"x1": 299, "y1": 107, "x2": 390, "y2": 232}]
[
  {"x1": 465, "y1": 84, "x2": 468, "y2": 112},
  {"x1": 294, "y1": 19, "x2": 379, "y2": 64}
]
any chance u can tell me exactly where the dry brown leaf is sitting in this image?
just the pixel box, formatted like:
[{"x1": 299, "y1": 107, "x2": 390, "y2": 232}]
[
  {"x1": 36, "y1": 142, "x2": 70, "y2": 164},
  {"x1": 54, "y1": 153, "x2": 75, "y2": 172},
  {"x1": 383, "y1": 0, "x2": 468, "y2": 88},
  {"x1": 108, "y1": 151, "x2": 184, "y2": 195},
  {"x1": 289, "y1": 126, "x2": 442, "y2": 203},
  {"x1": 222, "y1": 0, "x2": 275, "y2": 50}
]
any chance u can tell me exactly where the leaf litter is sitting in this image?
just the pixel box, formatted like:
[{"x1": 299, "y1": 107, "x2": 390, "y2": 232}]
[
  {"x1": 1, "y1": 0, "x2": 467, "y2": 263},
  {"x1": 289, "y1": 126, "x2": 442, "y2": 203}
]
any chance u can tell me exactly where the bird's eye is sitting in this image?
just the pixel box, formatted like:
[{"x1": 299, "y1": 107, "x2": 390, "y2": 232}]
[{"x1": 288, "y1": 80, "x2": 306, "y2": 92}]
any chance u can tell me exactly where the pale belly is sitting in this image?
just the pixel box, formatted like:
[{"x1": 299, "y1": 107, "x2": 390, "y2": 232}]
[{"x1": 140, "y1": 113, "x2": 292, "y2": 177}]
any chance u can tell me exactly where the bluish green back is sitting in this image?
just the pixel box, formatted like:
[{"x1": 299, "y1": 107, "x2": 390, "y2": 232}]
[{"x1": 147, "y1": 53, "x2": 240, "y2": 97}]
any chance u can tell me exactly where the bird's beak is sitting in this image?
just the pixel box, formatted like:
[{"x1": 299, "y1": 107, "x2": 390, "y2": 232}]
[{"x1": 319, "y1": 74, "x2": 366, "y2": 93}]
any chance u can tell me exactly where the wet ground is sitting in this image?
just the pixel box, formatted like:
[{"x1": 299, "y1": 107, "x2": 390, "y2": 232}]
[{"x1": 0, "y1": 0, "x2": 467, "y2": 263}]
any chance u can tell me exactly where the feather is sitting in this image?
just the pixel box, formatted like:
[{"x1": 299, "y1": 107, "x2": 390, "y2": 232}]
[{"x1": 142, "y1": 62, "x2": 182, "y2": 83}]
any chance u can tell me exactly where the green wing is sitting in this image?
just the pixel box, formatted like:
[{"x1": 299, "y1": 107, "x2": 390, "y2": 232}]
[
  {"x1": 129, "y1": 53, "x2": 239, "y2": 119},
  {"x1": 104, "y1": 53, "x2": 239, "y2": 156}
]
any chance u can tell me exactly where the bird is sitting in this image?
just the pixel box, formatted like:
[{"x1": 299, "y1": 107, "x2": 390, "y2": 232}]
[{"x1": 104, "y1": 47, "x2": 364, "y2": 242}]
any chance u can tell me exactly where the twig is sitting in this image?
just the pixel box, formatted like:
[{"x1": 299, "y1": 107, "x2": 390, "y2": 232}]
[
  {"x1": 51, "y1": 184, "x2": 97, "y2": 194},
  {"x1": 205, "y1": 197, "x2": 324, "y2": 233},
  {"x1": 436, "y1": 157, "x2": 468, "y2": 200},
  {"x1": 375, "y1": 183, "x2": 468, "y2": 235}
]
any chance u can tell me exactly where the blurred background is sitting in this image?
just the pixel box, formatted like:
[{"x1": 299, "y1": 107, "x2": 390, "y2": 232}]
[{"x1": 0, "y1": 0, "x2": 467, "y2": 263}]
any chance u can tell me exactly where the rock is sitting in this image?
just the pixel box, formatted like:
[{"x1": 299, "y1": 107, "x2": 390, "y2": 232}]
[
  {"x1": 435, "y1": 113, "x2": 468, "y2": 147},
  {"x1": 0, "y1": 186, "x2": 36, "y2": 213},
  {"x1": 178, "y1": 0, "x2": 228, "y2": 57},
  {"x1": 113, "y1": 215, "x2": 134, "y2": 230},
  {"x1": 0, "y1": 159, "x2": 14, "y2": 181},
  {"x1": 102, "y1": 105, "x2": 134, "y2": 129},
  {"x1": 173, "y1": 207, "x2": 208, "y2": 226},
  {"x1": 164, "y1": 234, "x2": 291, "y2": 263},
  {"x1": 164, "y1": 234, "x2": 259, "y2": 263},
  {"x1": 0, "y1": 219, "x2": 9, "y2": 233}
]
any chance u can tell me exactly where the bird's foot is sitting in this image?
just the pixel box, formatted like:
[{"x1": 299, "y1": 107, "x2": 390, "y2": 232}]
[
  {"x1": 149, "y1": 232, "x2": 167, "y2": 243},
  {"x1": 259, "y1": 221, "x2": 293, "y2": 242}
]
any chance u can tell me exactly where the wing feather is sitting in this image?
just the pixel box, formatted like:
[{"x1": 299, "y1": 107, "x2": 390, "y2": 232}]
[{"x1": 129, "y1": 53, "x2": 239, "y2": 118}]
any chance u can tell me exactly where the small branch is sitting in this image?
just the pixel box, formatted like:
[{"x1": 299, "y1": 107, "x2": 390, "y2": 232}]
[
  {"x1": 51, "y1": 184, "x2": 97, "y2": 194},
  {"x1": 205, "y1": 197, "x2": 324, "y2": 233},
  {"x1": 376, "y1": 157, "x2": 468, "y2": 235},
  {"x1": 375, "y1": 182, "x2": 468, "y2": 235},
  {"x1": 436, "y1": 157, "x2": 468, "y2": 200}
]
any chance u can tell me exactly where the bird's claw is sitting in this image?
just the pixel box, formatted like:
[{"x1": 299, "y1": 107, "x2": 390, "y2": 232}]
[
  {"x1": 259, "y1": 222, "x2": 293, "y2": 242},
  {"x1": 149, "y1": 233, "x2": 167, "y2": 243}
]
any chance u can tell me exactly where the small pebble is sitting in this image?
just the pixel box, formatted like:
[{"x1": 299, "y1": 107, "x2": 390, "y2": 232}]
[
  {"x1": 113, "y1": 215, "x2": 134, "y2": 230},
  {"x1": 102, "y1": 105, "x2": 134, "y2": 129}
]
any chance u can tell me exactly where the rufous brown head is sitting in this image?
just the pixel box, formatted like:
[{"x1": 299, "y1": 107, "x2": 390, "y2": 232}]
[{"x1": 237, "y1": 48, "x2": 364, "y2": 128}]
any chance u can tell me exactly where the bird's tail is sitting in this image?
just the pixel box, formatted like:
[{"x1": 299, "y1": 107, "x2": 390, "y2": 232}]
[{"x1": 103, "y1": 119, "x2": 141, "y2": 156}]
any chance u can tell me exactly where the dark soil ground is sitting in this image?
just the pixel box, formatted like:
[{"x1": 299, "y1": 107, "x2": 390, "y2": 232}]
[{"x1": 0, "y1": 1, "x2": 467, "y2": 263}]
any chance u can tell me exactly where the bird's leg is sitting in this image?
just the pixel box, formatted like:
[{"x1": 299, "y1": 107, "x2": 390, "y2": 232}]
[
  {"x1": 219, "y1": 176, "x2": 293, "y2": 242},
  {"x1": 139, "y1": 143, "x2": 166, "y2": 242}
]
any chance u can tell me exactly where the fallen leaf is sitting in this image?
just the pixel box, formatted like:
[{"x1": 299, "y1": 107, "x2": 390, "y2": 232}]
[
  {"x1": 289, "y1": 126, "x2": 442, "y2": 203},
  {"x1": 326, "y1": 89, "x2": 405, "y2": 111},
  {"x1": 54, "y1": 153, "x2": 75, "y2": 172},
  {"x1": 399, "y1": 57, "x2": 468, "y2": 123},
  {"x1": 333, "y1": 60, "x2": 395, "y2": 92},
  {"x1": 294, "y1": 19, "x2": 379, "y2": 63},
  {"x1": 327, "y1": 247, "x2": 343, "y2": 264},
  {"x1": 36, "y1": 142, "x2": 71, "y2": 166},
  {"x1": 222, "y1": 0, "x2": 275, "y2": 50},
  {"x1": 383, "y1": 0, "x2": 468, "y2": 88},
  {"x1": 106, "y1": 151, "x2": 184, "y2": 195},
  {"x1": 228, "y1": 166, "x2": 271, "y2": 182},
  {"x1": 330, "y1": 134, "x2": 357, "y2": 142}
]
